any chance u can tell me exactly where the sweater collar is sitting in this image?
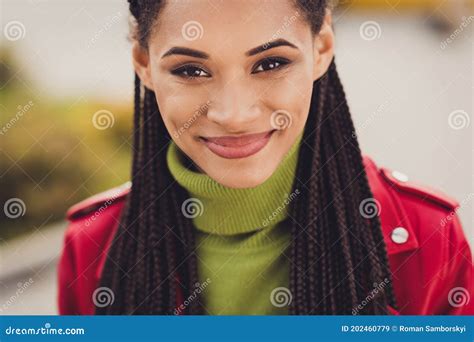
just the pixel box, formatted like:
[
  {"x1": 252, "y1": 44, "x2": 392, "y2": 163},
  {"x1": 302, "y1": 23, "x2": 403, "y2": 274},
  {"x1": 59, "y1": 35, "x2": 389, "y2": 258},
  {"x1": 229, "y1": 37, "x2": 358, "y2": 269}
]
[{"x1": 166, "y1": 133, "x2": 303, "y2": 235}]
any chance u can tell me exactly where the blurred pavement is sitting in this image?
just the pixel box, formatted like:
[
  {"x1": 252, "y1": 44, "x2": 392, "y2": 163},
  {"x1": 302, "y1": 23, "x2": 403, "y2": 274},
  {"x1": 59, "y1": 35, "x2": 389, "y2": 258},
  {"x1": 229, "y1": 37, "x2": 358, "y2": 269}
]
[{"x1": 0, "y1": 223, "x2": 65, "y2": 315}]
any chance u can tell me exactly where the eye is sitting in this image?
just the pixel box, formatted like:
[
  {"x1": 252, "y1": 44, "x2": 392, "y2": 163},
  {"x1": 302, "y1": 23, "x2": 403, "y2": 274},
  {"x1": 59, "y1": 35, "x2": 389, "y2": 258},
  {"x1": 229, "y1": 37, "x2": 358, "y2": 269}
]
[
  {"x1": 252, "y1": 57, "x2": 291, "y2": 74},
  {"x1": 171, "y1": 64, "x2": 211, "y2": 79}
]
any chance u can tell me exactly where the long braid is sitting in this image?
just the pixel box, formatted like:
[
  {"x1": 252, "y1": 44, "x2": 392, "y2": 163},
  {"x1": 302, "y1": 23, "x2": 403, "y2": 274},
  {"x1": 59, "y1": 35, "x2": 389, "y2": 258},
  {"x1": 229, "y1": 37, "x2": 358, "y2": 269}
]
[
  {"x1": 142, "y1": 88, "x2": 167, "y2": 313},
  {"x1": 133, "y1": 86, "x2": 152, "y2": 312},
  {"x1": 97, "y1": 0, "x2": 397, "y2": 315},
  {"x1": 170, "y1": 186, "x2": 203, "y2": 314},
  {"x1": 288, "y1": 60, "x2": 396, "y2": 314},
  {"x1": 329, "y1": 61, "x2": 396, "y2": 312}
]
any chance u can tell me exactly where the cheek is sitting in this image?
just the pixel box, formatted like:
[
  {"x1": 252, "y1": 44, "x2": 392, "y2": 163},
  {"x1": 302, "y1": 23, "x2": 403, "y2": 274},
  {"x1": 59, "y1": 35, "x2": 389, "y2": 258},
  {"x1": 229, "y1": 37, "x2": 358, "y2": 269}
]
[
  {"x1": 150, "y1": 61, "x2": 211, "y2": 140},
  {"x1": 261, "y1": 70, "x2": 313, "y2": 127},
  {"x1": 153, "y1": 81, "x2": 209, "y2": 139}
]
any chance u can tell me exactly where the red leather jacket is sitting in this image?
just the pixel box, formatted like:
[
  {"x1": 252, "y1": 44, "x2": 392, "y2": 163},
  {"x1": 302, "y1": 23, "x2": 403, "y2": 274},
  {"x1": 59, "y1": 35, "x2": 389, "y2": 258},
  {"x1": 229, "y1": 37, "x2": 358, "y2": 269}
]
[{"x1": 57, "y1": 155, "x2": 473, "y2": 315}]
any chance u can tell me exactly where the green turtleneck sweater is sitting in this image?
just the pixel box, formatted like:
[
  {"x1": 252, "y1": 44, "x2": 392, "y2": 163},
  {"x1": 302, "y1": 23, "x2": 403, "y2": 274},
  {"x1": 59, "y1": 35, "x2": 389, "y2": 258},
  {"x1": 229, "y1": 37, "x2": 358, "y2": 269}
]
[{"x1": 166, "y1": 133, "x2": 302, "y2": 315}]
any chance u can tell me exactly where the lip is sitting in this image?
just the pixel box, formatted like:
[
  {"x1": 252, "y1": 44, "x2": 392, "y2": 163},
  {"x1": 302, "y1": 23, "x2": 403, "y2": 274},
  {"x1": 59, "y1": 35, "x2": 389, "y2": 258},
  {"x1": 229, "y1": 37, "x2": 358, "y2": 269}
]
[{"x1": 200, "y1": 130, "x2": 276, "y2": 159}]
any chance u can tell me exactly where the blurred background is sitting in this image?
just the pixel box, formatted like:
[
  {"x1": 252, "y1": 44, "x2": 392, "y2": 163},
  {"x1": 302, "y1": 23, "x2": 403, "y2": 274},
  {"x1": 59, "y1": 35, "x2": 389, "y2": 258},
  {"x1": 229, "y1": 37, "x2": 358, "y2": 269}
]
[{"x1": 0, "y1": 0, "x2": 472, "y2": 314}]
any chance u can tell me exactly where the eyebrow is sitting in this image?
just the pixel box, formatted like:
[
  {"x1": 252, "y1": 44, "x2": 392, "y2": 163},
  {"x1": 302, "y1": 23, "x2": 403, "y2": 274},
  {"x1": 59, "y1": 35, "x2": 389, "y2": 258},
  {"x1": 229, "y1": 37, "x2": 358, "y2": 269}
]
[
  {"x1": 161, "y1": 38, "x2": 298, "y2": 59},
  {"x1": 162, "y1": 47, "x2": 209, "y2": 59},
  {"x1": 246, "y1": 38, "x2": 298, "y2": 56}
]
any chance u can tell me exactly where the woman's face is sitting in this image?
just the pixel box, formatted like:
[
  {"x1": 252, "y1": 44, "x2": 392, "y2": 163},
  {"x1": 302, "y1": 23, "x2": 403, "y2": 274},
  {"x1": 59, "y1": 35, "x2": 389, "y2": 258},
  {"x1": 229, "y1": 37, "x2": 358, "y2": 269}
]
[{"x1": 133, "y1": 0, "x2": 334, "y2": 188}]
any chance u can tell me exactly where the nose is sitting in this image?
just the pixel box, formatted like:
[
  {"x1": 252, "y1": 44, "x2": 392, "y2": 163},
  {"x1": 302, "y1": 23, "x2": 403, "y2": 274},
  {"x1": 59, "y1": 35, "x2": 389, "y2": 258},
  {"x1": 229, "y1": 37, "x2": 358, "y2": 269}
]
[{"x1": 207, "y1": 76, "x2": 263, "y2": 132}]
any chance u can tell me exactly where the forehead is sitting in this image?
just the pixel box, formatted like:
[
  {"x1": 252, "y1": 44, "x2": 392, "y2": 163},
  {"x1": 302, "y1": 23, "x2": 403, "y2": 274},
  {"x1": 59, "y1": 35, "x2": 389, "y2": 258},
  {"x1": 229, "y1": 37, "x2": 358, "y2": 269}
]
[{"x1": 149, "y1": 0, "x2": 310, "y2": 56}]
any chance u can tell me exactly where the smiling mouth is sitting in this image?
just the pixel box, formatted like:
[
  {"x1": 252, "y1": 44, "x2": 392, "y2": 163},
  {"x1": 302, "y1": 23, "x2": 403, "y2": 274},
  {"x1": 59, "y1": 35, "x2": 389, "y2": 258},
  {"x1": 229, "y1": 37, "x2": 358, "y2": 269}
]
[{"x1": 199, "y1": 129, "x2": 276, "y2": 159}]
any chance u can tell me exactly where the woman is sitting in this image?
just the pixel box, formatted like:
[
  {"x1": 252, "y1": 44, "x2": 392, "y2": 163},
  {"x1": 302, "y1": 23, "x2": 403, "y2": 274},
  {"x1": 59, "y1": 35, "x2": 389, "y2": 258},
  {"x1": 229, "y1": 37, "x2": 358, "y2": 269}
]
[{"x1": 58, "y1": 0, "x2": 472, "y2": 315}]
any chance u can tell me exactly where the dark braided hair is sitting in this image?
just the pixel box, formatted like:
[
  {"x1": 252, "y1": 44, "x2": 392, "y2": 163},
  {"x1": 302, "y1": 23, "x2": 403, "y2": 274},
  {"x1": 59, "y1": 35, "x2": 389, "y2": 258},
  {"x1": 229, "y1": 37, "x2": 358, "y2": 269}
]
[{"x1": 96, "y1": 0, "x2": 397, "y2": 315}]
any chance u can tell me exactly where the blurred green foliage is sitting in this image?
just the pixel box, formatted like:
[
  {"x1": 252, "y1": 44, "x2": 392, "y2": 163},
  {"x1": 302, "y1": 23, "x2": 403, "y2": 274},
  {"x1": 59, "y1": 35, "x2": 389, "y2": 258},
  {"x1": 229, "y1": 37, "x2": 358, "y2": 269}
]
[{"x1": 0, "y1": 47, "x2": 132, "y2": 242}]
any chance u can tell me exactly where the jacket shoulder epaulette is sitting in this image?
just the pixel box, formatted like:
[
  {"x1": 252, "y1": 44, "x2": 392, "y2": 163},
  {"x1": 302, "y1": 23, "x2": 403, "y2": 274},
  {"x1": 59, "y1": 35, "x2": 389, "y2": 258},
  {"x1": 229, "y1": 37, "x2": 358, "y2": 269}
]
[
  {"x1": 66, "y1": 181, "x2": 131, "y2": 221},
  {"x1": 378, "y1": 167, "x2": 459, "y2": 211},
  {"x1": 362, "y1": 154, "x2": 461, "y2": 256}
]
